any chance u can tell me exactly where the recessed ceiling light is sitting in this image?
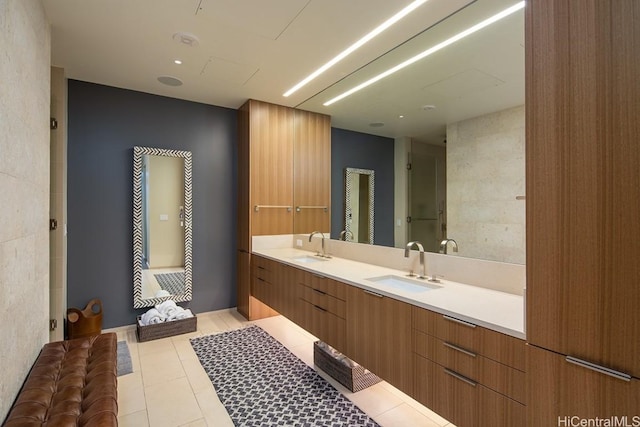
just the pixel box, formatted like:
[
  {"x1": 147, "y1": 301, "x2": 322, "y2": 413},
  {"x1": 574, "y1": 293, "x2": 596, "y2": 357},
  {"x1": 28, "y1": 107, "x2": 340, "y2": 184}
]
[
  {"x1": 323, "y1": 1, "x2": 525, "y2": 106},
  {"x1": 422, "y1": 105, "x2": 436, "y2": 110},
  {"x1": 174, "y1": 59, "x2": 183, "y2": 65},
  {"x1": 399, "y1": 115, "x2": 405, "y2": 119},
  {"x1": 157, "y1": 76, "x2": 183, "y2": 87},
  {"x1": 172, "y1": 32, "x2": 200, "y2": 47},
  {"x1": 283, "y1": 0, "x2": 430, "y2": 97},
  {"x1": 369, "y1": 122, "x2": 385, "y2": 128}
]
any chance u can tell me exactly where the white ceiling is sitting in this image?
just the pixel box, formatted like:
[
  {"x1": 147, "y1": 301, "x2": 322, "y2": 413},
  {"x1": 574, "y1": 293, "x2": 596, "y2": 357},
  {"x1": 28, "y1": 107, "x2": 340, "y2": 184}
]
[{"x1": 42, "y1": 0, "x2": 524, "y2": 144}]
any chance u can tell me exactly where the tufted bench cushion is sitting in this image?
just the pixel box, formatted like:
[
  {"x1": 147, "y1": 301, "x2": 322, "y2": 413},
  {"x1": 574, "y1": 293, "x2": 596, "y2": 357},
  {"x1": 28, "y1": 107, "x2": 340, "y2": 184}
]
[{"x1": 3, "y1": 333, "x2": 118, "y2": 427}]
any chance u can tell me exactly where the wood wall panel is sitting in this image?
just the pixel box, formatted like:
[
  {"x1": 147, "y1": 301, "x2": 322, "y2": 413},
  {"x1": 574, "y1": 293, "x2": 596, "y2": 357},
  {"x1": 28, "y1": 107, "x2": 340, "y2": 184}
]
[
  {"x1": 236, "y1": 251, "x2": 250, "y2": 318},
  {"x1": 293, "y1": 109, "x2": 331, "y2": 234},
  {"x1": 526, "y1": 0, "x2": 640, "y2": 377},
  {"x1": 237, "y1": 103, "x2": 250, "y2": 252},
  {"x1": 249, "y1": 100, "x2": 294, "y2": 236}
]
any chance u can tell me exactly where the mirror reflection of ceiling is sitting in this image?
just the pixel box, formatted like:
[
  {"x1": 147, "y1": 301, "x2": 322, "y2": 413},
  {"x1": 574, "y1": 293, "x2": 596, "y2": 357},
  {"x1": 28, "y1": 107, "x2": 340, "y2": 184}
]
[
  {"x1": 43, "y1": 0, "x2": 477, "y2": 119},
  {"x1": 298, "y1": 0, "x2": 525, "y2": 144}
]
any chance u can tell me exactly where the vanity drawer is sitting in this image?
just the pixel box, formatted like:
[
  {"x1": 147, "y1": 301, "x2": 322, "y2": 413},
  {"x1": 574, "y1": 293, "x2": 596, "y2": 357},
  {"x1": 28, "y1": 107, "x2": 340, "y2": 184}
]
[
  {"x1": 252, "y1": 255, "x2": 276, "y2": 283},
  {"x1": 300, "y1": 285, "x2": 346, "y2": 319},
  {"x1": 413, "y1": 307, "x2": 525, "y2": 371},
  {"x1": 296, "y1": 270, "x2": 347, "y2": 301},
  {"x1": 252, "y1": 275, "x2": 273, "y2": 306},
  {"x1": 414, "y1": 354, "x2": 477, "y2": 427},
  {"x1": 414, "y1": 330, "x2": 525, "y2": 404},
  {"x1": 414, "y1": 354, "x2": 525, "y2": 427},
  {"x1": 299, "y1": 299, "x2": 346, "y2": 352}
]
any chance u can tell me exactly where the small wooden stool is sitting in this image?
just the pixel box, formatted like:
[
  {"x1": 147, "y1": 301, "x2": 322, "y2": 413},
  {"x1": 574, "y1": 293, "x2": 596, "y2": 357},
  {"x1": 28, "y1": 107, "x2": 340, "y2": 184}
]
[{"x1": 67, "y1": 298, "x2": 103, "y2": 339}]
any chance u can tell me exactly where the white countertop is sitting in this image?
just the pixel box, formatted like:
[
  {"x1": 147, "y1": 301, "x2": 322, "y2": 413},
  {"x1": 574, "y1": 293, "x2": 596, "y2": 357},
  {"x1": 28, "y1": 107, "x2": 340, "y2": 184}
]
[{"x1": 252, "y1": 247, "x2": 525, "y2": 340}]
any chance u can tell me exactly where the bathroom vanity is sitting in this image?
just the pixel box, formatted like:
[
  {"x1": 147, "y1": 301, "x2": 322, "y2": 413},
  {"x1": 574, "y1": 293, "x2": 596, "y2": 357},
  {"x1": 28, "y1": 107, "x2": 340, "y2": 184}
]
[{"x1": 250, "y1": 244, "x2": 525, "y2": 427}]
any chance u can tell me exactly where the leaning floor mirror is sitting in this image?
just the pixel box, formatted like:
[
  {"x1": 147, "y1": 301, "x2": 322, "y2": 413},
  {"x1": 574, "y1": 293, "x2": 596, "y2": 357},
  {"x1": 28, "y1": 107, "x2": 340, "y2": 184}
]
[{"x1": 133, "y1": 146, "x2": 193, "y2": 308}]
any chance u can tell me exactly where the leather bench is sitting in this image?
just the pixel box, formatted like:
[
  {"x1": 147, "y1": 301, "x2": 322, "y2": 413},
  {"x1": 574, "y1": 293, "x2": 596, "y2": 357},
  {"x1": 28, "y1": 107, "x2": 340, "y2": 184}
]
[{"x1": 2, "y1": 333, "x2": 118, "y2": 426}]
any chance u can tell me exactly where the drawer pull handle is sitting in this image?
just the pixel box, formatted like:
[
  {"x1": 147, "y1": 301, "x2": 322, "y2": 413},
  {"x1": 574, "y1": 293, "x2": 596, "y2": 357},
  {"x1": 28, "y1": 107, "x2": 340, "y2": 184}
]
[
  {"x1": 257, "y1": 266, "x2": 266, "y2": 270},
  {"x1": 444, "y1": 368, "x2": 477, "y2": 387},
  {"x1": 363, "y1": 290, "x2": 384, "y2": 298},
  {"x1": 443, "y1": 315, "x2": 477, "y2": 328},
  {"x1": 565, "y1": 356, "x2": 631, "y2": 382},
  {"x1": 313, "y1": 304, "x2": 327, "y2": 312},
  {"x1": 313, "y1": 288, "x2": 327, "y2": 295},
  {"x1": 312, "y1": 274, "x2": 326, "y2": 279},
  {"x1": 443, "y1": 342, "x2": 477, "y2": 358}
]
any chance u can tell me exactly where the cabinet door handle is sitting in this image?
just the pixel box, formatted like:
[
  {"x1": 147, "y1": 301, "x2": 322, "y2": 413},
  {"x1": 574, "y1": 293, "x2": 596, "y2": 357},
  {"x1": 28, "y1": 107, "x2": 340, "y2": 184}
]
[
  {"x1": 444, "y1": 368, "x2": 477, "y2": 387},
  {"x1": 313, "y1": 304, "x2": 327, "y2": 312},
  {"x1": 565, "y1": 356, "x2": 632, "y2": 382},
  {"x1": 363, "y1": 289, "x2": 384, "y2": 298},
  {"x1": 443, "y1": 342, "x2": 477, "y2": 358},
  {"x1": 443, "y1": 315, "x2": 477, "y2": 328}
]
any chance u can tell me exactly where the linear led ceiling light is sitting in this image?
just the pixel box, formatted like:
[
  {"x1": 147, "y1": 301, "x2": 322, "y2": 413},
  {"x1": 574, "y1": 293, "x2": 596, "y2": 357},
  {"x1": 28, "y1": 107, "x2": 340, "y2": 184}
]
[
  {"x1": 323, "y1": 1, "x2": 525, "y2": 106},
  {"x1": 282, "y1": 0, "x2": 429, "y2": 97}
]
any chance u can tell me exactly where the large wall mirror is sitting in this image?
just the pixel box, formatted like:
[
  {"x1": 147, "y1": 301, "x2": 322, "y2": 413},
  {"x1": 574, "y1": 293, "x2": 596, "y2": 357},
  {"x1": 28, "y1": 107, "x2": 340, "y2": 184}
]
[
  {"x1": 133, "y1": 146, "x2": 193, "y2": 308},
  {"x1": 298, "y1": 0, "x2": 525, "y2": 264},
  {"x1": 344, "y1": 167, "x2": 374, "y2": 244}
]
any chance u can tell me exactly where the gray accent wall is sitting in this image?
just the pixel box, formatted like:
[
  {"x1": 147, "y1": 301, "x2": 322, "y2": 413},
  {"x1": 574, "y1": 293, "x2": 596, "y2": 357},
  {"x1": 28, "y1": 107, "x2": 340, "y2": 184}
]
[
  {"x1": 331, "y1": 128, "x2": 394, "y2": 247},
  {"x1": 67, "y1": 80, "x2": 237, "y2": 328}
]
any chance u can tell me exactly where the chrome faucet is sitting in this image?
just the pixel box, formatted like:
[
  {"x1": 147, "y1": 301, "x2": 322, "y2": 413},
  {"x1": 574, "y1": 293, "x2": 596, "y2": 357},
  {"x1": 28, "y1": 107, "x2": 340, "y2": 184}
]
[
  {"x1": 440, "y1": 239, "x2": 459, "y2": 254},
  {"x1": 339, "y1": 230, "x2": 354, "y2": 241},
  {"x1": 309, "y1": 231, "x2": 329, "y2": 257},
  {"x1": 404, "y1": 241, "x2": 426, "y2": 279}
]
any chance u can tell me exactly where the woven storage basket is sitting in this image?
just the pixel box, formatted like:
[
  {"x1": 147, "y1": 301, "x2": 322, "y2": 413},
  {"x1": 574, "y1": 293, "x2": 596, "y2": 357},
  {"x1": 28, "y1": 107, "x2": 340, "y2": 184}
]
[
  {"x1": 136, "y1": 315, "x2": 197, "y2": 342},
  {"x1": 313, "y1": 341, "x2": 381, "y2": 392}
]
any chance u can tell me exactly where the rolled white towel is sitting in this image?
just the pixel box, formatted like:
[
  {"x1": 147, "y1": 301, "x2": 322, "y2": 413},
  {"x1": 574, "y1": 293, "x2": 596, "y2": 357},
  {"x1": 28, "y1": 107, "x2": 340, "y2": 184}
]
[
  {"x1": 168, "y1": 308, "x2": 193, "y2": 321},
  {"x1": 154, "y1": 289, "x2": 171, "y2": 298},
  {"x1": 141, "y1": 308, "x2": 166, "y2": 326},
  {"x1": 155, "y1": 300, "x2": 179, "y2": 317}
]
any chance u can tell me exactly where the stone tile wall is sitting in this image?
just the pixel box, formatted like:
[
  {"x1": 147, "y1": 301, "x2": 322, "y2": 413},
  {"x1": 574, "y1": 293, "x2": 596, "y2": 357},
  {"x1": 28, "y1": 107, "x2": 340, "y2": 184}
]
[
  {"x1": 446, "y1": 105, "x2": 525, "y2": 264},
  {"x1": 0, "y1": 0, "x2": 51, "y2": 419}
]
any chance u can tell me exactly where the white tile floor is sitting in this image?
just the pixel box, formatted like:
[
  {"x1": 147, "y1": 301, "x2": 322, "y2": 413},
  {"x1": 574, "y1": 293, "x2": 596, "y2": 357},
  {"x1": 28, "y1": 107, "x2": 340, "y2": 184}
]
[{"x1": 112, "y1": 309, "x2": 455, "y2": 427}]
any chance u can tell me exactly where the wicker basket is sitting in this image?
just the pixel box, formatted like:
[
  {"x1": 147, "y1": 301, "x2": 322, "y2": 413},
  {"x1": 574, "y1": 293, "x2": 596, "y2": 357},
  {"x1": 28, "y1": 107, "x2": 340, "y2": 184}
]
[
  {"x1": 136, "y1": 315, "x2": 197, "y2": 342},
  {"x1": 313, "y1": 341, "x2": 381, "y2": 392}
]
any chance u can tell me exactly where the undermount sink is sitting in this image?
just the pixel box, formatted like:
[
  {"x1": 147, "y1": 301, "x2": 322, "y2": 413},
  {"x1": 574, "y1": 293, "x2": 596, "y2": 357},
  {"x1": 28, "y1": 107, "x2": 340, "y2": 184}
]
[
  {"x1": 365, "y1": 275, "x2": 442, "y2": 293},
  {"x1": 291, "y1": 255, "x2": 328, "y2": 264}
]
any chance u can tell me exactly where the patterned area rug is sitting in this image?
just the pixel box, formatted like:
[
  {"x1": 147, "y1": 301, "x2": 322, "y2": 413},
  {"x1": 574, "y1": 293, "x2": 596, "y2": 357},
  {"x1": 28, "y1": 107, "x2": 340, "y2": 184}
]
[
  {"x1": 154, "y1": 271, "x2": 185, "y2": 295},
  {"x1": 190, "y1": 326, "x2": 380, "y2": 427}
]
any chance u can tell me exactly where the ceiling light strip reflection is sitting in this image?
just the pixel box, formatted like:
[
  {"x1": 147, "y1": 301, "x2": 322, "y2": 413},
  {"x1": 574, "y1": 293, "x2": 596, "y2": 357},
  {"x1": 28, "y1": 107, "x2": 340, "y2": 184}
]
[
  {"x1": 283, "y1": 0, "x2": 429, "y2": 97},
  {"x1": 323, "y1": 1, "x2": 525, "y2": 106}
]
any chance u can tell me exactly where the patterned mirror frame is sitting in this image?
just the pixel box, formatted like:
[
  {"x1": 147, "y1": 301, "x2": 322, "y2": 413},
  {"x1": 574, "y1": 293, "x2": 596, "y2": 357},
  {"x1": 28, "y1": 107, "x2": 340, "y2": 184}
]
[
  {"x1": 133, "y1": 146, "x2": 193, "y2": 308},
  {"x1": 344, "y1": 167, "x2": 375, "y2": 244}
]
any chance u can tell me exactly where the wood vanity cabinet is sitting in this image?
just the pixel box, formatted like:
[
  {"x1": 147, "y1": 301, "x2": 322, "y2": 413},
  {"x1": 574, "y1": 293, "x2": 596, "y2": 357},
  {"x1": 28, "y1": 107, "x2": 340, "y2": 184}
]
[
  {"x1": 412, "y1": 306, "x2": 526, "y2": 427},
  {"x1": 526, "y1": 0, "x2": 640, "y2": 420},
  {"x1": 237, "y1": 100, "x2": 293, "y2": 320},
  {"x1": 251, "y1": 255, "x2": 281, "y2": 313},
  {"x1": 526, "y1": 0, "x2": 640, "y2": 372},
  {"x1": 527, "y1": 345, "x2": 640, "y2": 426},
  {"x1": 345, "y1": 286, "x2": 413, "y2": 395},
  {"x1": 236, "y1": 100, "x2": 331, "y2": 320},
  {"x1": 295, "y1": 270, "x2": 347, "y2": 352}
]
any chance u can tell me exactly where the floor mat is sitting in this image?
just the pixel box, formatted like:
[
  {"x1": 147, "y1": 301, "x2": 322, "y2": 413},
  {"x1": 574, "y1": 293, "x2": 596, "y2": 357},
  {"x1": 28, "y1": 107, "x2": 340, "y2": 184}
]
[
  {"x1": 190, "y1": 326, "x2": 379, "y2": 426},
  {"x1": 117, "y1": 340, "x2": 133, "y2": 376},
  {"x1": 154, "y1": 271, "x2": 185, "y2": 295}
]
